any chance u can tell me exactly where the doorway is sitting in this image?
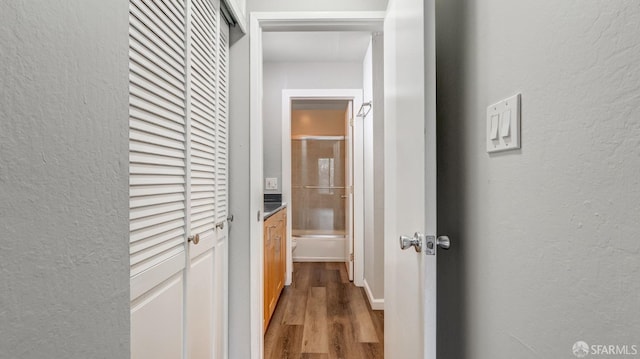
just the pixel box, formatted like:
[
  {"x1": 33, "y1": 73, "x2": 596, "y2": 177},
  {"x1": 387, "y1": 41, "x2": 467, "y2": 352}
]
[
  {"x1": 290, "y1": 100, "x2": 352, "y2": 266},
  {"x1": 250, "y1": 12, "x2": 385, "y2": 357},
  {"x1": 280, "y1": 91, "x2": 364, "y2": 288}
]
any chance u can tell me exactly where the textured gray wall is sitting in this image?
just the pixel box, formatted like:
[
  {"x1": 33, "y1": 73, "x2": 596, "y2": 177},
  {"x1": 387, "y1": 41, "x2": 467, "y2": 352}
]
[
  {"x1": 371, "y1": 33, "x2": 386, "y2": 301},
  {"x1": 436, "y1": 0, "x2": 640, "y2": 357},
  {"x1": 0, "y1": 1, "x2": 130, "y2": 358},
  {"x1": 228, "y1": 25, "x2": 252, "y2": 359}
]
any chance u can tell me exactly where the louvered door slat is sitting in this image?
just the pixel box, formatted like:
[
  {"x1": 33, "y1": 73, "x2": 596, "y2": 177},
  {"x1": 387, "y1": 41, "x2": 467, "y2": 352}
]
[
  {"x1": 130, "y1": 62, "x2": 185, "y2": 101},
  {"x1": 129, "y1": 0, "x2": 186, "y2": 282},
  {"x1": 189, "y1": 0, "x2": 218, "y2": 236},
  {"x1": 130, "y1": 72, "x2": 184, "y2": 108},
  {"x1": 190, "y1": 16, "x2": 215, "y2": 55},
  {"x1": 193, "y1": 0, "x2": 218, "y2": 33},
  {"x1": 131, "y1": 192, "x2": 186, "y2": 208},
  {"x1": 130, "y1": 108, "x2": 184, "y2": 134},
  {"x1": 130, "y1": 243, "x2": 184, "y2": 277},
  {"x1": 130, "y1": 140, "x2": 185, "y2": 158},
  {"x1": 130, "y1": 0, "x2": 184, "y2": 54},
  {"x1": 129, "y1": 38, "x2": 184, "y2": 85},
  {"x1": 191, "y1": 126, "x2": 216, "y2": 143},
  {"x1": 191, "y1": 99, "x2": 216, "y2": 124},
  {"x1": 132, "y1": 0, "x2": 184, "y2": 41},
  {"x1": 162, "y1": 0, "x2": 185, "y2": 23},
  {"x1": 130, "y1": 218, "x2": 184, "y2": 244},
  {"x1": 190, "y1": 84, "x2": 217, "y2": 113},
  {"x1": 130, "y1": 83, "x2": 184, "y2": 117},
  {"x1": 130, "y1": 129, "x2": 185, "y2": 150},
  {"x1": 215, "y1": 21, "x2": 229, "y2": 223},
  {"x1": 130, "y1": 117, "x2": 185, "y2": 141}
]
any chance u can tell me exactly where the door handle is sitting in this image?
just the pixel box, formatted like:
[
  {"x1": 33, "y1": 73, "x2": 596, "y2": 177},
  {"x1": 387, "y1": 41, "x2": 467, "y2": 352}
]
[
  {"x1": 436, "y1": 236, "x2": 450, "y2": 249},
  {"x1": 399, "y1": 233, "x2": 423, "y2": 252},
  {"x1": 188, "y1": 234, "x2": 200, "y2": 245},
  {"x1": 400, "y1": 233, "x2": 451, "y2": 255}
]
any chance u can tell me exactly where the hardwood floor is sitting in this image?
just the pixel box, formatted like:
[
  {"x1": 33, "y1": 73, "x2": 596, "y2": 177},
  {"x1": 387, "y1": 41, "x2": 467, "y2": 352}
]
[{"x1": 265, "y1": 262, "x2": 384, "y2": 359}]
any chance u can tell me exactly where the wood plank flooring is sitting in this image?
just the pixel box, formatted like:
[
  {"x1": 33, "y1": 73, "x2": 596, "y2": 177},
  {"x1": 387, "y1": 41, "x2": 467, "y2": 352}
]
[{"x1": 265, "y1": 262, "x2": 384, "y2": 359}]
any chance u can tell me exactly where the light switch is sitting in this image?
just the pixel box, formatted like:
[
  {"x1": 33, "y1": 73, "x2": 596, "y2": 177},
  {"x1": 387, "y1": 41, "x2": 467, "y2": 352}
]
[
  {"x1": 265, "y1": 177, "x2": 278, "y2": 190},
  {"x1": 500, "y1": 110, "x2": 511, "y2": 138},
  {"x1": 490, "y1": 115, "x2": 500, "y2": 140},
  {"x1": 486, "y1": 93, "x2": 521, "y2": 153}
]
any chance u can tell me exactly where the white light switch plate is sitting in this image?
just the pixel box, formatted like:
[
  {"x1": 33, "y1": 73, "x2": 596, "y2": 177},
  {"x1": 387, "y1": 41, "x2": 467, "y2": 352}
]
[
  {"x1": 265, "y1": 177, "x2": 278, "y2": 190},
  {"x1": 486, "y1": 93, "x2": 521, "y2": 153}
]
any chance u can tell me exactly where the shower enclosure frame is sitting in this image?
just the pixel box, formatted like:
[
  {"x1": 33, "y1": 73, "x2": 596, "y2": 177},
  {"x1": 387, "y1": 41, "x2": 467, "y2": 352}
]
[{"x1": 281, "y1": 89, "x2": 365, "y2": 288}]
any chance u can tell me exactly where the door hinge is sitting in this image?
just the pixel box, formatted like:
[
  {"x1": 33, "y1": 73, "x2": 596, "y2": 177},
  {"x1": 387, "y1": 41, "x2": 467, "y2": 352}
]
[
  {"x1": 350, "y1": 253, "x2": 354, "y2": 261},
  {"x1": 349, "y1": 118, "x2": 354, "y2": 126}
]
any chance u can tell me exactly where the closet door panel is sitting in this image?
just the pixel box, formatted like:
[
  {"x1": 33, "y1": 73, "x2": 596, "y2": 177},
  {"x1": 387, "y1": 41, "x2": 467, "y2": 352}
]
[
  {"x1": 186, "y1": 0, "x2": 222, "y2": 358},
  {"x1": 129, "y1": 0, "x2": 187, "y2": 357}
]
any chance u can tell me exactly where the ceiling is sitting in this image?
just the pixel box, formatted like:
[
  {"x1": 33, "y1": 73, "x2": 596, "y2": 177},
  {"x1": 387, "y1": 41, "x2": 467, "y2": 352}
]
[{"x1": 262, "y1": 31, "x2": 372, "y2": 63}]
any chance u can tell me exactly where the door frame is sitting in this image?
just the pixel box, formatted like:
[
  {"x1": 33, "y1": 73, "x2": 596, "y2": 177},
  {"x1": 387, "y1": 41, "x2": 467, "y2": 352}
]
[
  {"x1": 249, "y1": 11, "x2": 385, "y2": 358},
  {"x1": 281, "y1": 89, "x2": 364, "y2": 287}
]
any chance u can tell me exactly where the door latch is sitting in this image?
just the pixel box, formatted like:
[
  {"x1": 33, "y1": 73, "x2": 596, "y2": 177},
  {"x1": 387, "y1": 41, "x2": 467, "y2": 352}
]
[{"x1": 424, "y1": 235, "x2": 451, "y2": 255}]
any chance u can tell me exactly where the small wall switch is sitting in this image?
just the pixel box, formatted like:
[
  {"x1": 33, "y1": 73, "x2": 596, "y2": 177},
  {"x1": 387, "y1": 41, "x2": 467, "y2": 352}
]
[
  {"x1": 500, "y1": 110, "x2": 511, "y2": 137},
  {"x1": 487, "y1": 93, "x2": 521, "y2": 153},
  {"x1": 490, "y1": 114, "x2": 500, "y2": 140},
  {"x1": 265, "y1": 177, "x2": 278, "y2": 190}
]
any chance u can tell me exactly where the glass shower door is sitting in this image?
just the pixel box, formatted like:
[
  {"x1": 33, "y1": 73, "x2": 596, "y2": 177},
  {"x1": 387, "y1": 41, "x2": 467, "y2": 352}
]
[{"x1": 291, "y1": 136, "x2": 347, "y2": 238}]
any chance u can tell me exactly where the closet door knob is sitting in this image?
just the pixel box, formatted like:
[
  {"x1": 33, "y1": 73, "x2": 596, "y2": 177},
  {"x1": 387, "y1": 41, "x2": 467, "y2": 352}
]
[{"x1": 188, "y1": 234, "x2": 200, "y2": 245}]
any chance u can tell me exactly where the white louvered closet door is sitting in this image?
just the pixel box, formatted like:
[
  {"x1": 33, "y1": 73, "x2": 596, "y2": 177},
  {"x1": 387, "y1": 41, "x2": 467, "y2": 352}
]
[{"x1": 128, "y1": 0, "x2": 230, "y2": 357}]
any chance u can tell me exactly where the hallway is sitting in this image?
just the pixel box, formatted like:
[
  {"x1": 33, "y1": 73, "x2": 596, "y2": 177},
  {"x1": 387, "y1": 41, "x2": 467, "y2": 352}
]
[{"x1": 264, "y1": 262, "x2": 384, "y2": 359}]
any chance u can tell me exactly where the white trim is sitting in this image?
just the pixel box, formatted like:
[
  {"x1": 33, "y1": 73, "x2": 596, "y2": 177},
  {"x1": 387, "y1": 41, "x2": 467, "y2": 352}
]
[
  {"x1": 281, "y1": 89, "x2": 364, "y2": 289},
  {"x1": 249, "y1": 13, "x2": 264, "y2": 359},
  {"x1": 363, "y1": 278, "x2": 385, "y2": 310},
  {"x1": 253, "y1": 11, "x2": 385, "y2": 32},
  {"x1": 281, "y1": 92, "x2": 292, "y2": 285},
  {"x1": 250, "y1": 11, "x2": 385, "y2": 359},
  {"x1": 353, "y1": 103, "x2": 365, "y2": 288},
  {"x1": 222, "y1": 0, "x2": 247, "y2": 33}
]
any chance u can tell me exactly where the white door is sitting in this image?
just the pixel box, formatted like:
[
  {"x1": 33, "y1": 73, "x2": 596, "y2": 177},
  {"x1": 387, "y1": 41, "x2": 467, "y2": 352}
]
[
  {"x1": 345, "y1": 100, "x2": 354, "y2": 281},
  {"x1": 384, "y1": 0, "x2": 441, "y2": 357}
]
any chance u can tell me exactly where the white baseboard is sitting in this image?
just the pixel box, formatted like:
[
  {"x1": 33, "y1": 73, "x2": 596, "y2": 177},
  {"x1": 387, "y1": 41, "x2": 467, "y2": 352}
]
[{"x1": 363, "y1": 278, "x2": 384, "y2": 310}]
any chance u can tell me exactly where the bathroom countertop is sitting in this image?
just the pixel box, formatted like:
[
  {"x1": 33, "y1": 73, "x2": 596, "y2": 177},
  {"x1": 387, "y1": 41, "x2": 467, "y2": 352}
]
[{"x1": 264, "y1": 202, "x2": 287, "y2": 220}]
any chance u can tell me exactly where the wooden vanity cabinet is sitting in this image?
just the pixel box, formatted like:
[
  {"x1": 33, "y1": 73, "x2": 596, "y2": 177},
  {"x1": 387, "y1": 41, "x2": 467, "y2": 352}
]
[{"x1": 263, "y1": 207, "x2": 287, "y2": 332}]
